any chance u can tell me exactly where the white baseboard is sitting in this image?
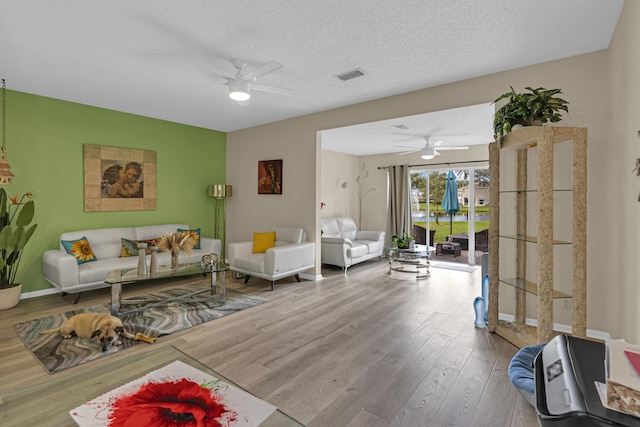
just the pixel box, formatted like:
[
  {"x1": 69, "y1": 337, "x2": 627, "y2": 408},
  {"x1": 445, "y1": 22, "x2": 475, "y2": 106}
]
[
  {"x1": 20, "y1": 287, "x2": 61, "y2": 300},
  {"x1": 299, "y1": 273, "x2": 322, "y2": 281},
  {"x1": 498, "y1": 312, "x2": 610, "y2": 342}
]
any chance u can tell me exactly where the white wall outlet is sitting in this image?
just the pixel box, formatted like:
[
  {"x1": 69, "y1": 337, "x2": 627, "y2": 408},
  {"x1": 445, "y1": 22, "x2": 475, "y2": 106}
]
[{"x1": 562, "y1": 299, "x2": 571, "y2": 310}]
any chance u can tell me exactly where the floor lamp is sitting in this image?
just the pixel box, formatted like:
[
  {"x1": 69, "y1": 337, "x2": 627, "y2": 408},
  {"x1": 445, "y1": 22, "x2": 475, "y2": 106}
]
[{"x1": 208, "y1": 184, "x2": 232, "y2": 256}]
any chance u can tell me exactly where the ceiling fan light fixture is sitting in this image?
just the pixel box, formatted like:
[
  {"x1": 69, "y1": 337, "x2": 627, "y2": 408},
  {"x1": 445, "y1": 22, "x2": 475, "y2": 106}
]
[
  {"x1": 228, "y1": 80, "x2": 250, "y2": 101},
  {"x1": 421, "y1": 146, "x2": 435, "y2": 160}
]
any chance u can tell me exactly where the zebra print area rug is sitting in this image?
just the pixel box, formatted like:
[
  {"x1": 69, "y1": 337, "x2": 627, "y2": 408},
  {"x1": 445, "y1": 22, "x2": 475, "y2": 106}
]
[{"x1": 14, "y1": 286, "x2": 268, "y2": 374}]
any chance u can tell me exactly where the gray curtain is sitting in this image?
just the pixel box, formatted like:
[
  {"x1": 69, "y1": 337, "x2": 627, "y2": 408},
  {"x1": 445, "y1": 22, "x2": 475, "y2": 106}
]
[{"x1": 386, "y1": 164, "x2": 412, "y2": 246}]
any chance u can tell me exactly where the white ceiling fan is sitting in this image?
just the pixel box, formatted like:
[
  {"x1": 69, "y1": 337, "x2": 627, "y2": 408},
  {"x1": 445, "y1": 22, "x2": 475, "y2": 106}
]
[
  {"x1": 394, "y1": 136, "x2": 469, "y2": 159},
  {"x1": 190, "y1": 57, "x2": 297, "y2": 105}
]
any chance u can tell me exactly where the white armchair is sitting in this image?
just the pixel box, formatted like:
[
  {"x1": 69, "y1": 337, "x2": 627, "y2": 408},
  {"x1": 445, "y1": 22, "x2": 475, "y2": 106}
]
[
  {"x1": 228, "y1": 225, "x2": 315, "y2": 291},
  {"x1": 321, "y1": 217, "x2": 385, "y2": 274}
]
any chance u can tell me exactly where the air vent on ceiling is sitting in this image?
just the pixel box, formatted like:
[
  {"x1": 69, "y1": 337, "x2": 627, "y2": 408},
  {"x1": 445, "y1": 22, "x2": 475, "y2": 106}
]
[
  {"x1": 335, "y1": 68, "x2": 366, "y2": 81},
  {"x1": 393, "y1": 124, "x2": 410, "y2": 130}
]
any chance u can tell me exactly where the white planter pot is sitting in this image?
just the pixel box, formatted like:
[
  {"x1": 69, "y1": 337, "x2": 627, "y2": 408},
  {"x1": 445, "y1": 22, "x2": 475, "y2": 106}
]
[{"x1": 0, "y1": 283, "x2": 22, "y2": 310}]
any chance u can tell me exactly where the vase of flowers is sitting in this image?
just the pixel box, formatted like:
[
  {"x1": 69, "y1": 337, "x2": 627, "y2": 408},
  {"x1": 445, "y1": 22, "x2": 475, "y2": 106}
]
[
  {"x1": 158, "y1": 232, "x2": 195, "y2": 271},
  {"x1": 0, "y1": 189, "x2": 36, "y2": 310}
]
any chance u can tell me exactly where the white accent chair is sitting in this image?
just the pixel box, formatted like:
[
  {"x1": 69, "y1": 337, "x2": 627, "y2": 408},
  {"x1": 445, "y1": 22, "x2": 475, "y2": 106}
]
[
  {"x1": 321, "y1": 217, "x2": 385, "y2": 274},
  {"x1": 227, "y1": 225, "x2": 315, "y2": 291}
]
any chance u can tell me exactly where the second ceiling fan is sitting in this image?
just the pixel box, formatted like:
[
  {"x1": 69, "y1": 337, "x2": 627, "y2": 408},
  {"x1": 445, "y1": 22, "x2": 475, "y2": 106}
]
[{"x1": 395, "y1": 136, "x2": 468, "y2": 159}]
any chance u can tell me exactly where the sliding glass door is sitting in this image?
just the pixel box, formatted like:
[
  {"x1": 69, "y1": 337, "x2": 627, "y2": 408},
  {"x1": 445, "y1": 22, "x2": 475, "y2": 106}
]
[{"x1": 410, "y1": 167, "x2": 490, "y2": 265}]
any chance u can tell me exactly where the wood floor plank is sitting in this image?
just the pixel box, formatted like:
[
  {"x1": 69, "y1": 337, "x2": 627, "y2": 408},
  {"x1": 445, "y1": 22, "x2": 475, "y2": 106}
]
[
  {"x1": 0, "y1": 261, "x2": 540, "y2": 426},
  {"x1": 469, "y1": 340, "x2": 519, "y2": 427},
  {"x1": 389, "y1": 363, "x2": 461, "y2": 427},
  {"x1": 430, "y1": 356, "x2": 495, "y2": 426},
  {"x1": 511, "y1": 392, "x2": 540, "y2": 427}
]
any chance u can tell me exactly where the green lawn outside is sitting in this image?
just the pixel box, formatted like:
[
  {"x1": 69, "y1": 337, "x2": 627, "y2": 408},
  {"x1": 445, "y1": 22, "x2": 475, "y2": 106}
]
[
  {"x1": 413, "y1": 203, "x2": 489, "y2": 242},
  {"x1": 414, "y1": 220, "x2": 489, "y2": 244},
  {"x1": 420, "y1": 203, "x2": 489, "y2": 216}
]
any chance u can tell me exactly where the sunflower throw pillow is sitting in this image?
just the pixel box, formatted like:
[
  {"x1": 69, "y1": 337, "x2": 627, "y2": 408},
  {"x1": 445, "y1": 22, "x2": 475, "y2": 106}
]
[
  {"x1": 61, "y1": 237, "x2": 97, "y2": 264},
  {"x1": 120, "y1": 238, "x2": 162, "y2": 257},
  {"x1": 177, "y1": 228, "x2": 201, "y2": 249}
]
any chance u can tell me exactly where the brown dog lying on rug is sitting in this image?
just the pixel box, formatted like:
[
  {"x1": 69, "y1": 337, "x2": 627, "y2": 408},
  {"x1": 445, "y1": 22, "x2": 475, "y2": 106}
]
[{"x1": 40, "y1": 313, "x2": 135, "y2": 351}]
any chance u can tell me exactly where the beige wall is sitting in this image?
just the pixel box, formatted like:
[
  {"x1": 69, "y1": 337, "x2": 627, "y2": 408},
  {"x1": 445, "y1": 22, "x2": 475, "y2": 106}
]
[
  {"x1": 607, "y1": 0, "x2": 640, "y2": 342},
  {"x1": 319, "y1": 149, "x2": 360, "y2": 221},
  {"x1": 227, "y1": 49, "x2": 614, "y2": 334}
]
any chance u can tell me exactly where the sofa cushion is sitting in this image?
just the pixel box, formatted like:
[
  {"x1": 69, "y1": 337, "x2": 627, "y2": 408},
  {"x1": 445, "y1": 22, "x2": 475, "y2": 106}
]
[
  {"x1": 61, "y1": 237, "x2": 97, "y2": 264},
  {"x1": 253, "y1": 231, "x2": 276, "y2": 253},
  {"x1": 361, "y1": 239, "x2": 383, "y2": 254},
  {"x1": 235, "y1": 253, "x2": 266, "y2": 274},
  {"x1": 347, "y1": 242, "x2": 368, "y2": 258},
  {"x1": 78, "y1": 256, "x2": 139, "y2": 285},
  {"x1": 178, "y1": 228, "x2": 201, "y2": 249},
  {"x1": 321, "y1": 218, "x2": 340, "y2": 236},
  {"x1": 336, "y1": 218, "x2": 358, "y2": 240},
  {"x1": 271, "y1": 225, "x2": 304, "y2": 244},
  {"x1": 60, "y1": 227, "x2": 137, "y2": 260},
  {"x1": 321, "y1": 217, "x2": 360, "y2": 240},
  {"x1": 134, "y1": 224, "x2": 190, "y2": 240}
]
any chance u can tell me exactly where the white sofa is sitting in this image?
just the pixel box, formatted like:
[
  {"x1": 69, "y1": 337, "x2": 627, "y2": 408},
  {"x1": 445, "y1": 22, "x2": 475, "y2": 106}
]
[
  {"x1": 42, "y1": 224, "x2": 221, "y2": 302},
  {"x1": 227, "y1": 225, "x2": 315, "y2": 291},
  {"x1": 321, "y1": 217, "x2": 385, "y2": 273}
]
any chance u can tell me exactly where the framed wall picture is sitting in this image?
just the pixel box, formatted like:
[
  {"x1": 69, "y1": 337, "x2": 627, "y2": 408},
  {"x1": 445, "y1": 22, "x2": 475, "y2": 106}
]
[
  {"x1": 258, "y1": 159, "x2": 283, "y2": 195},
  {"x1": 83, "y1": 144, "x2": 157, "y2": 212}
]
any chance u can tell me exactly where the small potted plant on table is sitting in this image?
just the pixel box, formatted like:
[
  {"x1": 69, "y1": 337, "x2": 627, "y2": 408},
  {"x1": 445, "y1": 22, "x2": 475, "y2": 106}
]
[{"x1": 392, "y1": 232, "x2": 415, "y2": 249}]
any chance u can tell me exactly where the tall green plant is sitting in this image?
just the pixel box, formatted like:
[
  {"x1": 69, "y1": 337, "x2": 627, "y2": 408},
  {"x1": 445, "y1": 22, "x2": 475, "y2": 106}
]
[
  {"x1": 0, "y1": 189, "x2": 36, "y2": 288},
  {"x1": 493, "y1": 86, "x2": 569, "y2": 141}
]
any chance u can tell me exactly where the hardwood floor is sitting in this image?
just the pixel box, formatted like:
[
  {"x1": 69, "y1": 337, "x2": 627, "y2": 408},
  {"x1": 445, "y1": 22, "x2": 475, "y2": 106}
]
[{"x1": 0, "y1": 260, "x2": 539, "y2": 426}]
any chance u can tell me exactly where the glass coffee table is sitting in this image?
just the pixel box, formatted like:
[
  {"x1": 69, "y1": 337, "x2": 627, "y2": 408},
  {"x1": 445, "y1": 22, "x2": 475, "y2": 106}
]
[
  {"x1": 386, "y1": 244, "x2": 434, "y2": 279},
  {"x1": 0, "y1": 345, "x2": 303, "y2": 426},
  {"x1": 105, "y1": 261, "x2": 228, "y2": 316}
]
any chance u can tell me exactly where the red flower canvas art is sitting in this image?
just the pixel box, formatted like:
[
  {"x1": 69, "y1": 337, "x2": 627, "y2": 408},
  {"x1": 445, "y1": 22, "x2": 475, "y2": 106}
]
[
  {"x1": 109, "y1": 379, "x2": 233, "y2": 427},
  {"x1": 70, "y1": 361, "x2": 276, "y2": 426}
]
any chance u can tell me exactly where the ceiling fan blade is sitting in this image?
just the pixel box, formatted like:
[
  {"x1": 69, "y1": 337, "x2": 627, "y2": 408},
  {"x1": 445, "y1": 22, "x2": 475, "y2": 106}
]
[
  {"x1": 251, "y1": 83, "x2": 297, "y2": 96},
  {"x1": 394, "y1": 144, "x2": 422, "y2": 149},
  {"x1": 436, "y1": 146, "x2": 469, "y2": 150},
  {"x1": 397, "y1": 149, "x2": 420, "y2": 155},
  {"x1": 187, "y1": 56, "x2": 235, "y2": 80},
  {"x1": 243, "y1": 60, "x2": 283, "y2": 80}
]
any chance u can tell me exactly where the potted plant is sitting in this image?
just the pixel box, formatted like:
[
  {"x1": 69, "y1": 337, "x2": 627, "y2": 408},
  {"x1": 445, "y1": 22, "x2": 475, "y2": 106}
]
[
  {"x1": 392, "y1": 231, "x2": 415, "y2": 249},
  {"x1": 493, "y1": 86, "x2": 569, "y2": 142},
  {"x1": 0, "y1": 189, "x2": 36, "y2": 310}
]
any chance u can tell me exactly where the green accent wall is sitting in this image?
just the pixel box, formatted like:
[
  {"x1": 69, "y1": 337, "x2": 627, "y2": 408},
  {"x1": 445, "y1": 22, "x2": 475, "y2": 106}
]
[{"x1": 8, "y1": 90, "x2": 226, "y2": 293}]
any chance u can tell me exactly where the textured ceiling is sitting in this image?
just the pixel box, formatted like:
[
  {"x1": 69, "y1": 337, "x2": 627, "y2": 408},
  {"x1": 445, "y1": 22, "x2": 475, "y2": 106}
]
[
  {"x1": 321, "y1": 103, "x2": 495, "y2": 156},
  {"x1": 1, "y1": 0, "x2": 623, "y2": 154}
]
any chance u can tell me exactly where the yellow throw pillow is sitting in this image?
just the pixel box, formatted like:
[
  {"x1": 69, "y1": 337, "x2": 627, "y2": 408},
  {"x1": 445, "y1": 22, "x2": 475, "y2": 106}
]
[{"x1": 252, "y1": 231, "x2": 276, "y2": 253}]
